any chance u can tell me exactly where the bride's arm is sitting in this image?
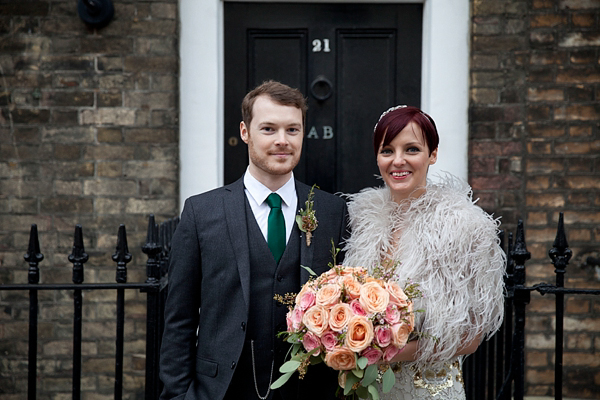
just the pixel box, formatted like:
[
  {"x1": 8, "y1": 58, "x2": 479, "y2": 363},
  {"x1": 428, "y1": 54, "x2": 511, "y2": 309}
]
[{"x1": 388, "y1": 333, "x2": 482, "y2": 363}]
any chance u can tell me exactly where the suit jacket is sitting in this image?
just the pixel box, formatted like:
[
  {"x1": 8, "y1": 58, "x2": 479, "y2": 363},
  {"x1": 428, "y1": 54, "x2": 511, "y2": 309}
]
[{"x1": 159, "y1": 177, "x2": 349, "y2": 400}]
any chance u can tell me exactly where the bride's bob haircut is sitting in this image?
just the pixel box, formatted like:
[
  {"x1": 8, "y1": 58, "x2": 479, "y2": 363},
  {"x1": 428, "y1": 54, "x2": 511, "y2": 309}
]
[{"x1": 373, "y1": 106, "x2": 439, "y2": 157}]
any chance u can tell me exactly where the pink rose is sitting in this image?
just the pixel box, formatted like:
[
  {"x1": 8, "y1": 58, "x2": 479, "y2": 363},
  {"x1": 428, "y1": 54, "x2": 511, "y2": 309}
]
[
  {"x1": 291, "y1": 308, "x2": 304, "y2": 331},
  {"x1": 345, "y1": 315, "x2": 374, "y2": 353},
  {"x1": 391, "y1": 322, "x2": 412, "y2": 349},
  {"x1": 321, "y1": 330, "x2": 338, "y2": 352},
  {"x1": 325, "y1": 347, "x2": 356, "y2": 370},
  {"x1": 359, "y1": 281, "x2": 390, "y2": 314},
  {"x1": 329, "y1": 303, "x2": 352, "y2": 332},
  {"x1": 302, "y1": 305, "x2": 329, "y2": 336},
  {"x1": 384, "y1": 304, "x2": 401, "y2": 325},
  {"x1": 374, "y1": 325, "x2": 392, "y2": 348},
  {"x1": 286, "y1": 311, "x2": 293, "y2": 332},
  {"x1": 349, "y1": 299, "x2": 367, "y2": 316},
  {"x1": 386, "y1": 281, "x2": 409, "y2": 307},
  {"x1": 383, "y1": 344, "x2": 400, "y2": 362},
  {"x1": 302, "y1": 331, "x2": 321, "y2": 356},
  {"x1": 297, "y1": 289, "x2": 316, "y2": 311},
  {"x1": 316, "y1": 284, "x2": 342, "y2": 307},
  {"x1": 361, "y1": 347, "x2": 383, "y2": 365}
]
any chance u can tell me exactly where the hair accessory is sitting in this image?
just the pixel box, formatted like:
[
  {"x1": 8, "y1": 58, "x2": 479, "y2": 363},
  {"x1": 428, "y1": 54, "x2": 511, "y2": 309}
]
[{"x1": 374, "y1": 105, "x2": 408, "y2": 132}]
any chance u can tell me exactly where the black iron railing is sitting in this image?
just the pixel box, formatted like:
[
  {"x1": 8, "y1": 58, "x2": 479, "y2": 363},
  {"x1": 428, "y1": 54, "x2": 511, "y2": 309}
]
[
  {"x1": 0, "y1": 214, "x2": 178, "y2": 400},
  {"x1": 464, "y1": 213, "x2": 600, "y2": 400}
]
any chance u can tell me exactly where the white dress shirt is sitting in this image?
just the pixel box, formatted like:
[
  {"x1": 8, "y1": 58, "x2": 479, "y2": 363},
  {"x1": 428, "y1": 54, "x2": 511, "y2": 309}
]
[{"x1": 243, "y1": 169, "x2": 298, "y2": 244}]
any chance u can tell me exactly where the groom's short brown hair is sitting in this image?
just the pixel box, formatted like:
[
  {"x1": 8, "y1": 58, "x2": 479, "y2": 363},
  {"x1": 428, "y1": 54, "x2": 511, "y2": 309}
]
[{"x1": 241, "y1": 80, "x2": 308, "y2": 128}]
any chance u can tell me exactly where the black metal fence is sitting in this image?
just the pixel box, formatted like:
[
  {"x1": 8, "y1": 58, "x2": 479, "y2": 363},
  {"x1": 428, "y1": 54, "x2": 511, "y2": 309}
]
[
  {"x1": 3, "y1": 212, "x2": 599, "y2": 399},
  {"x1": 0, "y1": 215, "x2": 178, "y2": 400},
  {"x1": 464, "y1": 213, "x2": 600, "y2": 400}
]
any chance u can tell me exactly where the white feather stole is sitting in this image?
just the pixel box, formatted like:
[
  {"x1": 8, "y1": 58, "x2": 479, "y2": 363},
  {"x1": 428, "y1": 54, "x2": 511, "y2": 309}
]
[{"x1": 343, "y1": 174, "x2": 505, "y2": 370}]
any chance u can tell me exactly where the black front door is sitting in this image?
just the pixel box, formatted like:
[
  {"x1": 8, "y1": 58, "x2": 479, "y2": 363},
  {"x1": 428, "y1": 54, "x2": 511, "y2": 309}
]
[{"x1": 224, "y1": 2, "x2": 422, "y2": 194}]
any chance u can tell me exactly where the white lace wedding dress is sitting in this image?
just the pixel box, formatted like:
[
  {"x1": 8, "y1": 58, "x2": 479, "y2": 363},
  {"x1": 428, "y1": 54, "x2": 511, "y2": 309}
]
[{"x1": 343, "y1": 175, "x2": 505, "y2": 399}]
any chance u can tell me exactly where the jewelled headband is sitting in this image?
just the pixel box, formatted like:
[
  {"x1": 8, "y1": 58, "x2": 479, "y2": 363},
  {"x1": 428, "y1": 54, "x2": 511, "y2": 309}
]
[{"x1": 373, "y1": 105, "x2": 407, "y2": 132}]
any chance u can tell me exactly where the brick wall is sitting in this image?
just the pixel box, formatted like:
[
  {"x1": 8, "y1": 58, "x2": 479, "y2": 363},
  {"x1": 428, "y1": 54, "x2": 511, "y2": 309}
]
[
  {"x1": 0, "y1": 1, "x2": 178, "y2": 398},
  {"x1": 470, "y1": 0, "x2": 599, "y2": 398}
]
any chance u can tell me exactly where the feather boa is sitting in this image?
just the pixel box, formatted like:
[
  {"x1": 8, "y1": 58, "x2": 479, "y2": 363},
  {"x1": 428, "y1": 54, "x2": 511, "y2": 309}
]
[{"x1": 343, "y1": 174, "x2": 505, "y2": 370}]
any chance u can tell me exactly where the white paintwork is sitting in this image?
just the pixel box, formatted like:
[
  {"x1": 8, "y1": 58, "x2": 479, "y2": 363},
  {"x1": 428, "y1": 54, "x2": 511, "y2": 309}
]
[{"x1": 179, "y1": 0, "x2": 469, "y2": 212}]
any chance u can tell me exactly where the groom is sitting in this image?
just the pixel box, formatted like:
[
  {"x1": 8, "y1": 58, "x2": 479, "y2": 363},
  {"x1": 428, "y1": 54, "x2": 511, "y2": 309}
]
[{"x1": 159, "y1": 81, "x2": 348, "y2": 400}]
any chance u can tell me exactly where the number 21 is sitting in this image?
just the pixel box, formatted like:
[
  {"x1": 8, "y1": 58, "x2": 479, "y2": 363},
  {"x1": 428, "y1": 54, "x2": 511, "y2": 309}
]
[{"x1": 312, "y1": 39, "x2": 331, "y2": 53}]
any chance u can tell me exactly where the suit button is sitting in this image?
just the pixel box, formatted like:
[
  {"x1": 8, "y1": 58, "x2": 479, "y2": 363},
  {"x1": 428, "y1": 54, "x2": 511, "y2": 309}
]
[
  {"x1": 241, "y1": 322, "x2": 246, "y2": 331},
  {"x1": 231, "y1": 362, "x2": 236, "y2": 369},
  {"x1": 277, "y1": 275, "x2": 283, "y2": 282}
]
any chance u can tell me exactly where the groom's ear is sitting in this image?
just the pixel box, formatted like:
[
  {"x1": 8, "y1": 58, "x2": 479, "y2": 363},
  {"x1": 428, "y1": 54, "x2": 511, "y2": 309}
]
[{"x1": 240, "y1": 121, "x2": 249, "y2": 144}]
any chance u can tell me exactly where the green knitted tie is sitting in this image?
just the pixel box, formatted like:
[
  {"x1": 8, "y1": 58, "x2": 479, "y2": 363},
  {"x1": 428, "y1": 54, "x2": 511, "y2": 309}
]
[{"x1": 265, "y1": 193, "x2": 286, "y2": 263}]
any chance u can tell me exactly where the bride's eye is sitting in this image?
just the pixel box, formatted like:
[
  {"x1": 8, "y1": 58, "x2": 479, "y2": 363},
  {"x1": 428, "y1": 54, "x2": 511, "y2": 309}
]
[{"x1": 379, "y1": 148, "x2": 393, "y2": 155}]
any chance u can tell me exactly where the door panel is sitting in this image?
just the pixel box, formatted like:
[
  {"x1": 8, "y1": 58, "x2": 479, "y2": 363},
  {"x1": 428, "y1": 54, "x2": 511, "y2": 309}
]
[{"x1": 225, "y1": 2, "x2": 422, "y2": 194}]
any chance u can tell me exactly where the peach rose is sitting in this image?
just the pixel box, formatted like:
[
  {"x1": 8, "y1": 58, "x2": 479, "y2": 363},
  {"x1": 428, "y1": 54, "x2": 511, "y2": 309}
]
[
  {"x1": 329, "y1": 303, "x2": 352, "y2": 332},
  {"x1": 383, "y1": 344, "x2": 401, "y2": 362},
  {"x1": 359, "y1": 281, "x2": 390, "y2": 314},
  {"x1": 349, "y1": 299, "x2": 367, "y2": 316},
  {"x1": 316, "y1": 284, "x2": 342, "y2": 307},
  {"x1": 325, "y1": 347, "x2": 356, "y2": 370},
  {"x1": 345, "y1": 315, "x2": 374, "y2": 353},
  {"x1": 338, "y1": 371, "x2": 347, "y2": 389},
  {"x1": 391, "y1": 322, "x2": 412, "y2": 349},
  {"x1": 402, "y1": 302, "x2": 415, "y2": 328},
  {"x1": 302, "y1": 305, "x2": 329, "y2": 336},
  {"x1": 361, "y1": 347, "x2": 383, "y2": 365},
  {"x1": 374, "y1": 325, "x2": 392, "y2": 348},
  {"x1": 341, "y1": 276, "x2": 361, "y2": 300},
  {"x1": 386, "y1": 281, "x2": 409, "y2": 307}
]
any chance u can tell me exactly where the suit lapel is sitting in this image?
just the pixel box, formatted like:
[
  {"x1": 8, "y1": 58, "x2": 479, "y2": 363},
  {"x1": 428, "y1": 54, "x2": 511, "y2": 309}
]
[
  {"x1": 224, "y1": 178, "x2": 251, "y2": 309},
  {"x1": 296, "y1": 181, "x2": 315, "y2": 284}
]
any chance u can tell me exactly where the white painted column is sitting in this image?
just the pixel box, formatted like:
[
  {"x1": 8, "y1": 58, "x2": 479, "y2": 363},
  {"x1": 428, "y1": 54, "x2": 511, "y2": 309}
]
[
  {"x1": 179, "y1": 0, "x2": 224, "y2": 212},
  {"x1": 421, "y1": 0, "x2": 470, "y2": 180}
]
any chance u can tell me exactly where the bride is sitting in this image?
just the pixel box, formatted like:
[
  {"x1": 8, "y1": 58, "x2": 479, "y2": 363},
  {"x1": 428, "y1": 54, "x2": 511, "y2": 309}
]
[{"x1": 343, "y1": 106, "x2": 505, "y2": 399}]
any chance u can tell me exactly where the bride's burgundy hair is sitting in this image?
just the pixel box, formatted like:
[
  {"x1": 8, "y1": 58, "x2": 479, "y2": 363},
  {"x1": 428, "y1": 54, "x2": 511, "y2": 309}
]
[{"x1": 373, "y1": 106, "x2": 439, "y2": 157}]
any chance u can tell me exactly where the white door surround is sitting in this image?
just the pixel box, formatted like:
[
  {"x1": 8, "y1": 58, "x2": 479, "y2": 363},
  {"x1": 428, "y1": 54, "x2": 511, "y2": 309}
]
[{"x1": 179, "y1": 0, "x2": 469, "y2": 212}]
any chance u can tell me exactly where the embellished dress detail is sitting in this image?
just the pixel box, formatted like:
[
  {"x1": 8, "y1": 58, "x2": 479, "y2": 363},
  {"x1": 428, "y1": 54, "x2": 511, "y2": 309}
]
[{"x1": 343, "y1": 175, "x2": 505, "y2": 399}]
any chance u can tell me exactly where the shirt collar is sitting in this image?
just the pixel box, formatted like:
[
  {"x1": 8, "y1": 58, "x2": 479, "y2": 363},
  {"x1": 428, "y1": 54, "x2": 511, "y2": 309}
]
[{"x1": 243, "y1": 168, "x2": 296, "y2": 207}]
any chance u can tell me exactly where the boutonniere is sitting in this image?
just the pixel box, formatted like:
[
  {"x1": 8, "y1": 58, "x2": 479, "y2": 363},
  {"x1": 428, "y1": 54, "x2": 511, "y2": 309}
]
[{"x1": 296, "y1": 184, "x2": 318, "y2": 246}]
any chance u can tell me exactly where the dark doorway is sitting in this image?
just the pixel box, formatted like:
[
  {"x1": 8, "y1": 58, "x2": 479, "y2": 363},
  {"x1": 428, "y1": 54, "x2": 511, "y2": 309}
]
[{"x1": 224, "y1": 2, "x2": 422, "y2": 194}]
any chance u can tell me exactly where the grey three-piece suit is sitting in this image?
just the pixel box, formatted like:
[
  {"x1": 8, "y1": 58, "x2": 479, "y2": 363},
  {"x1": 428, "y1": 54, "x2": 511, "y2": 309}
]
[{"x1": 160, "y1": 177, "x2": 349, "y2": 400}]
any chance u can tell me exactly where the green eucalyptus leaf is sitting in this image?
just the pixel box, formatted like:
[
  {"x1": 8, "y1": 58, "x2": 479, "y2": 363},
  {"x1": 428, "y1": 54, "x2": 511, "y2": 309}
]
[
  {"x1": 279, "y1": 360, "x2": 301, "y2": 373},
  {"x1": 355, "y1": 386, "x2": 369, "y2": 399},
  {"x1": 357, "y1": 356, "x2": 368, "y2": 370},
  {"x1": 344, "y1": 373, "x2": 360, "y2": 395},
  {"x1": 270, "y1": 371, "x2": 293, "y2": 390},
  {"x1": 382, "y1": 367, "x2": 395, "y2": 393},
  {"x1": 301, "y1": 265, "x2": 317, "y2": 276},
  {"x1": 367, "y1": 384, "x2": 380, "y2": 400},
  {"x1": 362, "y1": 364, "x2": 378, "y2": 387},
  {"x1": 352, "y1": 367, "x2": 364, "y2": 378},
  {"x1": 295, "y1": 215, "x2": 306, "y2": 231}
]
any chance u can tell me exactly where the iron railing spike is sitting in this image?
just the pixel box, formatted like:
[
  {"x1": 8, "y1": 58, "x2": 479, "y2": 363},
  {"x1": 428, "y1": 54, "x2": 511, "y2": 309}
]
[
  {"x1": 113, "y1": 225, "x2": 132, "y2": 284},
  {"x1": 512, "y1": 219, "x2": 531, "y2": 265},
  {"x1": 552, "y1": 212, "x2": 569, "y2": 252},
  {"x1": 24, "y1": 224, "x2": 43, "y2": 284},
  {"x1": 69, "y1": 225, "x2": 88, "y2": 284}
]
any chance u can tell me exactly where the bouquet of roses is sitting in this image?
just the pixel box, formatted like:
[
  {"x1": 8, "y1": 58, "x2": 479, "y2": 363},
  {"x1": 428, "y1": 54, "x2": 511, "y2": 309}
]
[{"x1": 271, "y1": 258, "x2": 423, "y2": 400}]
